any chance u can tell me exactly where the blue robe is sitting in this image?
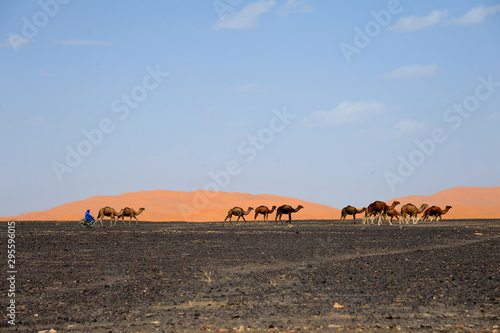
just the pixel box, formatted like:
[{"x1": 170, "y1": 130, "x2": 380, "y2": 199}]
[{"x1": 84, "y1": 211, "x2": 94, "y2": 220}]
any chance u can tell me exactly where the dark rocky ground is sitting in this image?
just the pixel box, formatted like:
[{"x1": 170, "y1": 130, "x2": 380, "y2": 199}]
[{"x1": 1, "y1": 219, "x2": 499, "y2": 332}]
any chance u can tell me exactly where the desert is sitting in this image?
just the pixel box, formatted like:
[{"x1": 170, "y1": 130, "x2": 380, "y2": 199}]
[
  {"x1": 3, "y1": 186, "x2": 500, "y2": 223},
  {"x1": 2, "y1": 186, "x2": 499, "y2": 332}
]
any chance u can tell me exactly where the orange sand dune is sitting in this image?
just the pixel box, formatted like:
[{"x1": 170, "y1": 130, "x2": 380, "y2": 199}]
[
  {"x1": 2, "y1": 190, "x2": 341, "y2": 222},
  {"x1": 389, "y1": 186, "x2": 500, "y2": 219},
  {"x1": 2, "y1": 186, "x2": 499, "y2": 222}
]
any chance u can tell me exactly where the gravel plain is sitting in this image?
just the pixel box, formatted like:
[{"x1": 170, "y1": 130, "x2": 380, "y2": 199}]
[{"x1": 1, "y1": 219, "x2": 499, "y2": 332}]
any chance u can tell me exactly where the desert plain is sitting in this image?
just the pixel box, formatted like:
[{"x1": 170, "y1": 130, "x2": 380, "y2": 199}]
[{"x1": 1, "y1": 218, "x2": 499, "y2": 332}]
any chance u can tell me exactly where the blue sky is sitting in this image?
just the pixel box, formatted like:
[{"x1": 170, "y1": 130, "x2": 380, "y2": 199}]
[{"x1": 1, "y1": 0, "x2": 500, "y2": 216}]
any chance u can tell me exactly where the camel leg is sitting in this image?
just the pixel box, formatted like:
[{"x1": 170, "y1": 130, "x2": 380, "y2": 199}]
[
  {"x1": 385, "y1": 213, "x2": 392, "y2": 225},
  {"x1": 134, "y1": 216, "x2": 139, "y2": 225},
  {"x1": 241, "y1": 215, "x2": 247, "y2": 223},
  {"x1": 224, "y1": 217, "x2": 233, "y2": 226}
]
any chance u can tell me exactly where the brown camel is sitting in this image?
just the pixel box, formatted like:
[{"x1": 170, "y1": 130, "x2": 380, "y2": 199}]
[
  {"x1": 254, "y1": 205, "x2": 276, "y2": 224},
  {"x1": 401, "y1": 203, "x2": 429, "y2": 224},
  {"x1": 116, "y1": 207, "x2": 145, "y2": 226},
  {"x1": 275, "y1": 205, "x2": 304, "y2": 224},
  {"x1": 422, "y1": 206, "x2": 452, "y2": 222},
  {"x1": 112, "y1": 208, "x2": 127, "y2": 226},
  {"x1": 224, "y1": 207, "x2": 254, "y2": 225},
  {"x1": 385, "y1": 208, "x2": 402, "y2": 224},
  {"x1": 340, "y1": 206, "x2": 366, "y2": 223},
  {"x1": 97, "y1": 206, "x2": 120, "y2": 228},
  {"x1": 363, "y1": 201, "x2": 400, "y2": 225}
]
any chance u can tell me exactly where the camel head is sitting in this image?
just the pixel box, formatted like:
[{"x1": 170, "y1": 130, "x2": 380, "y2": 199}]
[
  {"x1": 296, "y1": 205, "x2": 304, "y2": 211},
  {"x1": 417, "y1": 204, "x2": 429, "y2": 213},
  {"x1": 390, "y1": 201, "x2": 400, "y2": 208}
]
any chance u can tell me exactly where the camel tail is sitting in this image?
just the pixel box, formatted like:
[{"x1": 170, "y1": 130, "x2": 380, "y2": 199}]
[{"x1": 97, "y1": 211, "x2": 101, "y2": 218}]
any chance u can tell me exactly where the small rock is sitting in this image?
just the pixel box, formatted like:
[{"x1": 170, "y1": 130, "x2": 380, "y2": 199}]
[{"x1": 333, "y1": 302, "x2": 344, "y2": 309}]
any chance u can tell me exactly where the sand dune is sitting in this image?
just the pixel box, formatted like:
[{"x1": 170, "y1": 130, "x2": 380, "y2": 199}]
[
  {"x1": 2, "y1": 190, "x2": 340, "y2": 222},
  {"x1": 389, "y1": 186, "x2": 500, "y2": 219},
  {"x1": 2, "y1": 186, "x2": 499, "y2": 222}
]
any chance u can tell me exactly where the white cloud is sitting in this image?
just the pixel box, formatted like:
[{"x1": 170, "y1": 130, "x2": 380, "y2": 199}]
[
  {"x1": 302, "y1": 101, "x2": 385, "y2": 127},
  {"x1": 50, "y1": 39, "x2": 112, "y2": 46},
  {"x1": 387, "y1": 9, "x2": 448, "y2": 32},
  {"x1": 236, "y1": 83, "x2": 262, "y2": 92},
  {"x1": 214, "y1": 0, "x2": 276, "y2": 30},
  {"x1": 278, "y1": 0, "x2": 313, "y2": 16},
  {"x1": 382, "y1": 64, "x2": 438, "y2": 79},
  {"x1": 3, "y1": 34, "x2": 32, "y2": 51},
  {"x1": 445, "y1": 4, "x2": 500, "y2": 26},
  {"x1": 391, "y1": 119, "x2": 427, "y2": 136}
]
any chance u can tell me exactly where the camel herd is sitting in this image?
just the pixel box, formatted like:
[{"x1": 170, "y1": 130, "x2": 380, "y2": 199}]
[
  {"x1": 92, "y1": 201, "x2": 452, "y2": 228},
  {"x1": 96, "y1": 206, "x2": 146, "y2": 227},
  {"x1": 341, "y1": 201, "x2": 452, "y2": 225},
  {"x1": 224, "y1": 205, "x2": 304, "y2": 226}
]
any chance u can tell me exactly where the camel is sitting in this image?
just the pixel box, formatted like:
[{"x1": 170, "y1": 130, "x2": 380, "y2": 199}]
[
  {"x1": 340, "y1": 206, "x2": 366, "y2": 223},
  {"x1": 366, "y1": 208, "x2": 400, "y2": 224},
  {"x1": 224, "y1": 207, "x2": 254, "y2": 226},
  {"x1": 116, "y1": 207, "x2": 145, "y2": 226},
  {"x1": 254, "y1": 205, "x2": 276, "y2": 224},
  {"x1": 401, "y1": 203, "x2": 429, "y2": 224},
  {"x1": 97, "y1": 206, "x2": 120, "y2": 228},
  {"x1": 363, "y1": 201, "x2": 400, "y2": 225},
  {"x1": 385, "y1": 208, "x2": 402, "y2": 224},
  {"x1": 422, "y1": 206, "x2": 452, "y2": 222},
  {"x1": 275, "y1": 205, "x2": 304, "y2": 224}
]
